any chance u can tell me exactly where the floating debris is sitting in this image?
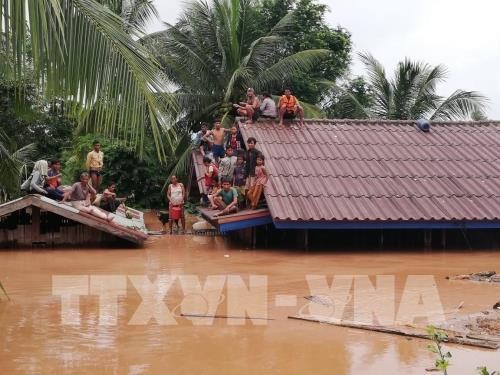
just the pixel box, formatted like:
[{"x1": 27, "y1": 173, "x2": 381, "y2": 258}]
[
  {"x1": 304, "y1": 295, "x2": 334, "y2": 307},
  {"x1": 446, "y1": 271, "x2": 499, "y2": 283},
  {"x1": 288, "y1": 313, "x2": 500, "y2": 349}
]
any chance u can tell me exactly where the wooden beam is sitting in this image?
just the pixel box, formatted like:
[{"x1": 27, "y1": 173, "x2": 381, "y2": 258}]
[{"x1": 288, "y1": 315, "x2": 499, "y2": 350}]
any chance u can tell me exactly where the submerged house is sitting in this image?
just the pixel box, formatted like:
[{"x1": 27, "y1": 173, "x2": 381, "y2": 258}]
[
  {"x1": 195, "y1": 119, "x2": 500, "y2": 248},
  {"x1": 0, "y1": 195, "x2": 147, "y2": 248}
]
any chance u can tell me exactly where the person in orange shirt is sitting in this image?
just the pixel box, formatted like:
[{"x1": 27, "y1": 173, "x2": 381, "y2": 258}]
[{"x1": 278, "y1": 88, "x2": 305, "y2": 126}]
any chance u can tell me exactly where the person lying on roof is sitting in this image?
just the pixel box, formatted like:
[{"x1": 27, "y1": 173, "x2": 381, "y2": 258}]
[
  {"x1": 278, "y1": 88, "x2": 305, "y2": 126},
  {"x1": 20, "y1": 160, "x2": 49, "y2": 195},
  {"x1": 60, "y1": 172, "x2": 114, "y2": 222}
]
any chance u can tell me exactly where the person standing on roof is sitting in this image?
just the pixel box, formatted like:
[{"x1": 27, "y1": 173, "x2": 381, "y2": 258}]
[
  {"x1": 233, "y1": 88, "x2": 261, "y2": 123},
  {"x1": 86, "y1": 140, "x2": 104, "y2": 192},
  {"x1": 278, "y1": 88, "x2": 305, "y2": 126},
  {"x1": 203, "y1": 120, "x2": 229, "y2": 163},
  {"x1": 225, "y1": 125, "x2": 245, "y2": 155},
  {"x1": 245, "y1": 137, "x2": 263, "y2": 190},
  {"x1": 247, "y1": 155, "x2": 268, "y2": 210},
  {"x1": 260, "y1": 92, "x2": 277, "y2": 119}
]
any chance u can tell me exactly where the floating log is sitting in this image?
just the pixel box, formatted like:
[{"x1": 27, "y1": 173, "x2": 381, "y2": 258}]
[{"x1": 288, "y1": 315, "x2": 500, "y2": 350}]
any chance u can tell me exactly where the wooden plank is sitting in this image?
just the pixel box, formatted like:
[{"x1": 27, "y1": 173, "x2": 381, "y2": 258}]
[
  {"x1": 288, "y1": 315, "x2": 500, "y2": 350},
  {"x1": 0, "y1": 196, "x2": 34, "y2": 218},
  {"x1": 200, "y1": 207, "x2": 270, "y2": 224},
  {"x1": 31, "y1": 206, "x2": 41, "y2": 243},
  {"x1": 192, "y1": 150, "x2": 207, "y2": 195},
  {"x1": 31, "y1": 196, "x2": 146, "y2": 245}
]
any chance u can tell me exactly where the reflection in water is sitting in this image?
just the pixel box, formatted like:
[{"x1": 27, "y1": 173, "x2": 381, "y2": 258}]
[{"x1": 0, "y1": 226, "x2": 499, "y2": 374}]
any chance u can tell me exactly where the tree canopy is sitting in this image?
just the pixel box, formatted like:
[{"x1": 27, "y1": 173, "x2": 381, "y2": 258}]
[{"x1": 342, "y1": 53, "x2": 488, "y2": 120}]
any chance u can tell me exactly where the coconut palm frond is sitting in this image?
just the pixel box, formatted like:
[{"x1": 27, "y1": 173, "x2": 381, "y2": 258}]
[
  {"x1": 123, "y1": 0, "x2": 159, "y2": 33},
  {"x1": 253, "y1": 49, "x2": 329, "y2": 92},
  {"x1": 358, "y1": 52, "x2": 392, "y2": 118},
  {"x1": 431, "y1": 90, "x2": 488, "y2": 121},
  {"x1": 0, "y1": 0, "x2": 177, "y2": 161}
]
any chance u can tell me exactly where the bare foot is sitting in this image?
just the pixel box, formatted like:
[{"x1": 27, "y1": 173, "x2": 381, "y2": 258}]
[
  {"x1": 210, "y1": 205, "x2": 218, "y2": 210},
  {"x1": 278, "y1": 122, "x2": 283, "y2": 126}
]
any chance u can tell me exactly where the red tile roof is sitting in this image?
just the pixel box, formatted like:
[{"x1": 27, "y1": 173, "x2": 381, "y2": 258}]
[{"x1": 239, "y1": 119, "x2": 500, "y2": 222}]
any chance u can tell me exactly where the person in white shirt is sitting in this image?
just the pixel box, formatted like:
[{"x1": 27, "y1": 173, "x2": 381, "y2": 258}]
[{"x1": 260, "y1": 92, "x2": 277, "y2": 119}]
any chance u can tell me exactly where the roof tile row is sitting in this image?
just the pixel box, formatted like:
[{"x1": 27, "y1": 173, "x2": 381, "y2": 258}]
[{"x1": 239, "y1": 120, "x2": 500, "y2": 222}]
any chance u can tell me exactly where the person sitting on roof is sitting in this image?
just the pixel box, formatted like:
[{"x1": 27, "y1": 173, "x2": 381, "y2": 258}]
[
  {"x1": 60, "y1": 172, "x2": 114, "y2": 222},
  {"x1": 260, "y1": 92, "x2": 277, "y2": 119},
  {"x1": 20, "y1": 160, "x2": 49, "y2": 195},
  {"x1": 247, "y1": 154, "x2": 268, "y2": 210},
  {"x1": 100, "y1": 182, "x2": 126, "y2": 213},
  {"x1": 45, "y1": 160, "x2": 65, "y2": 201},
  {"x1": 232, "y1": 88, "x2": 261, "y2": 123},
  {"x1": 208, "y1": 176, "x2": 221, "y2": 210},
  {"x1": 213, "y1": 178, "x2": 239, "y2": 217},
  {"x1": 278, "y1": 88, "x2": 305, "y2": 126}
]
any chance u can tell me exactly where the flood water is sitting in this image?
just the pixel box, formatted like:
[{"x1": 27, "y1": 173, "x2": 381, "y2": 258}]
[{"x1": 0, "y1": 219, "x2": 499, "y2": 374}]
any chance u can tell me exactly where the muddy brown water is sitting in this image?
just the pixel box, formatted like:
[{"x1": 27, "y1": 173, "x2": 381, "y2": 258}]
[{"x1": 0, "y1": 217, "x2": 499, "y2": 374}]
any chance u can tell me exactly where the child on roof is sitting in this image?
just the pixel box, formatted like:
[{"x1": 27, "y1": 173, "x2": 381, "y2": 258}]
[
  {"x1": 233, "y1": 154, "x2": 247, "y2": 209},
  {"x1": 208, "y1": 176, "x2": 221, "y2": 210},
  {"x1": 219, "y1": 147, "x2": 237, "y2": 183},
  {"x1": 247, "y1": 154, "x2": 268, "y2": 210}
]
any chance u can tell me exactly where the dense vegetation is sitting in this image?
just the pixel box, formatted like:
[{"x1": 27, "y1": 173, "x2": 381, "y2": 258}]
[{"x1": 0, "y1": 0, "x2": 489, "y2": 207}]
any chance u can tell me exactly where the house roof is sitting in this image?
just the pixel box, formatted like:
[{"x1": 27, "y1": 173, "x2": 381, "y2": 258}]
[
  {"x1": 239, "y1": 119, "x2": 500, "y2": 225},
  {"x1": 0, "y1": 195, "x2": 148, "y2": 245}
]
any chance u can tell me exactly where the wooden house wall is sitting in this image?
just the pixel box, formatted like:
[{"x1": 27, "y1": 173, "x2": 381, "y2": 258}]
[{"x1": 0, "y1": 207, "x2": 129, "y2": 248}]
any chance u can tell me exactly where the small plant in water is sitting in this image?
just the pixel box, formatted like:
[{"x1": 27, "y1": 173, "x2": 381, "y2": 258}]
[
  {"x1": 477, "y1": 367, "x2": 499, "y2": 375},
  {"x1": 427, "y1": 325, "x2": 452, "y2": 374}
]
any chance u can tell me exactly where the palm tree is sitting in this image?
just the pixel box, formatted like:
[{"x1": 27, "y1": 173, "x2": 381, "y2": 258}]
[
  {"x1": 0, "y1": 130, "x2": 35, "y2": 203},
  {"x1": 343, "y1": 53, "x2": 487, "y2": 121},
  {"x1": 146, "y1": 0, "x2": 328, "y2": 123},
  {"x1": 0, "y1": 0, "x2": 176, "y2": 160}
]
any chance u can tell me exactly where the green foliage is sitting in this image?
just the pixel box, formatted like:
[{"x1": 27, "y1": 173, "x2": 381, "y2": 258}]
[
  {"x1": 146, "y1": 0, "x2": 329, "y2": 125},
  {"x1": 255, "y1": 0, "x2": 352, "y2": 104},
  {"x1": 477, "y1": 367, "x2": 499, "y2": 375},
  {"x1": 0, "y1": 0, "x2": 177, "y2": 161},
  {"x1": 347, "y1": 53, "x2": 488, "y2": 120},
  {"x1": 426, "y1": 326, "x2": 451, "y2": 374},
  {"x1": 325, "y1": 76, "x2": 373, "y2": 119},
  {"x1": 62, "y1": 135, "x2": 168, "y2": 209}
]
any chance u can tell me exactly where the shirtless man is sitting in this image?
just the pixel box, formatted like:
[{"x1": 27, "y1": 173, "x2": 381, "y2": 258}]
[
  {"x1": 203, "y1": 120, "x2": 229, "y2": 163},
  {"x1": 233, "y1": 88, "x2": 261, "y2": 123}
]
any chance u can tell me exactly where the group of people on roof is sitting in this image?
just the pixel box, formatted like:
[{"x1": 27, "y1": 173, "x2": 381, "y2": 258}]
[
  {"x1": 20, "y1": 141, "x2": 125, "y2": 222},
  {"x1": 188, "y1": 120, "x2": 268, "y2": 216},
  {"x1": 231, "y1": 88, "x2": 305, "y2": 126}
]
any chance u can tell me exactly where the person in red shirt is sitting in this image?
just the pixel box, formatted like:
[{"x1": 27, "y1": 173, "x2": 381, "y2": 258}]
[{"x1": 278, "y1": 88, "x2": 305, "y2": 126}]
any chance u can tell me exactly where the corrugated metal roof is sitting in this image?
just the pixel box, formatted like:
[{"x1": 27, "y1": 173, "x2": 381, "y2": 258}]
[{"x1": 239, "y1": 119, "x2": 500, "y2": 222}]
